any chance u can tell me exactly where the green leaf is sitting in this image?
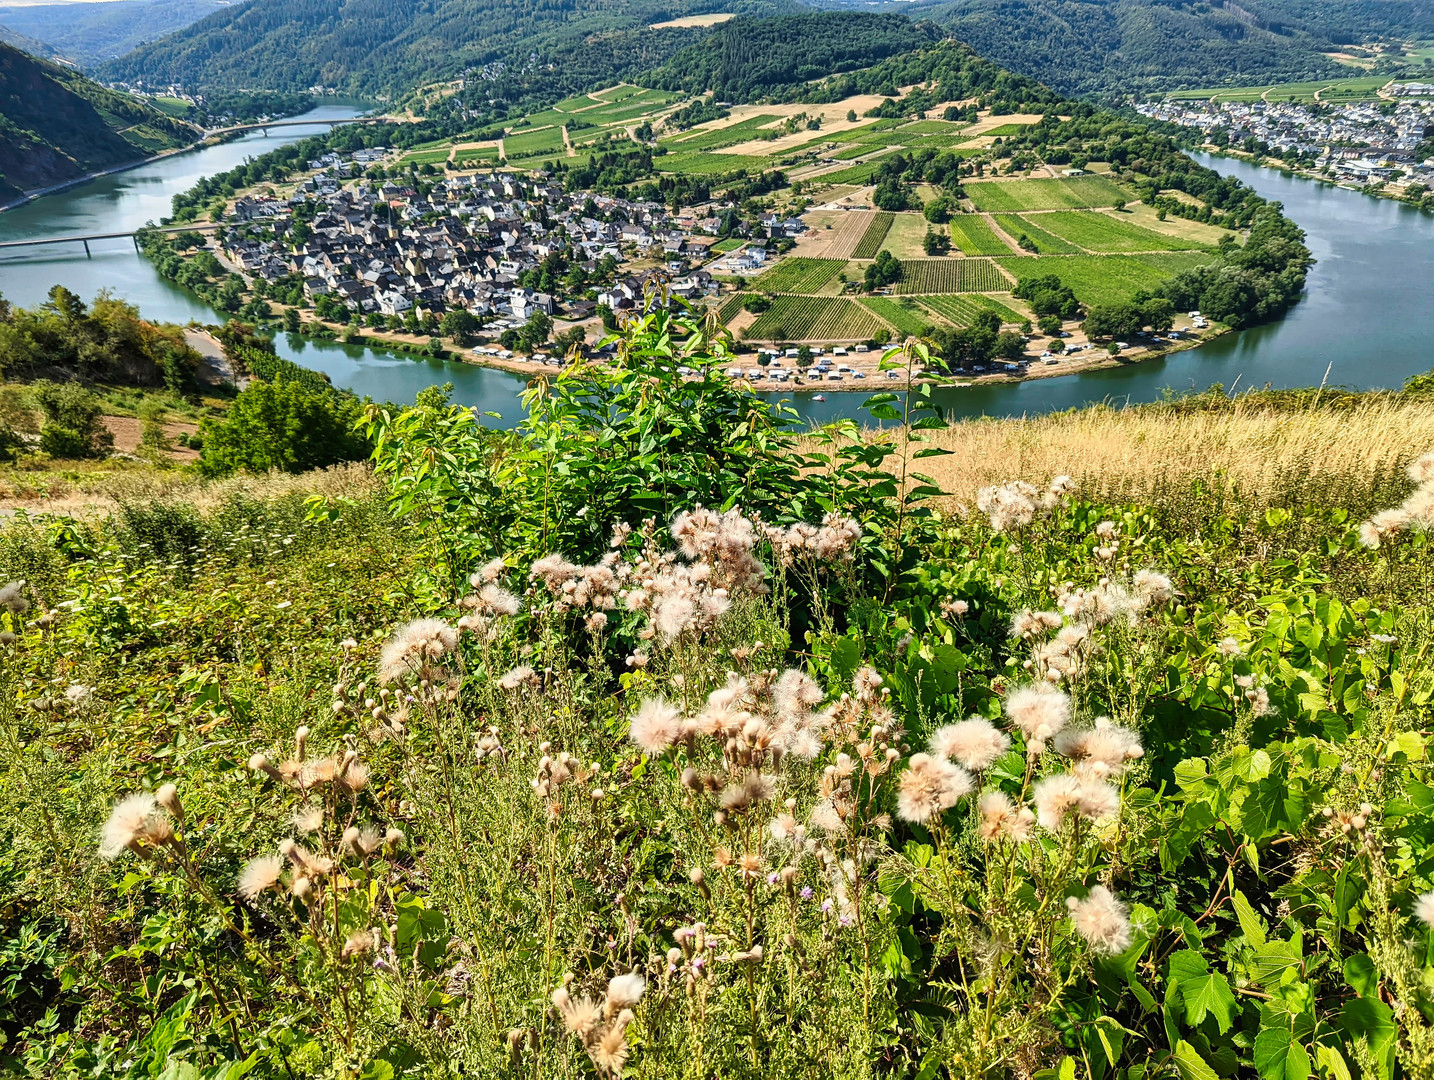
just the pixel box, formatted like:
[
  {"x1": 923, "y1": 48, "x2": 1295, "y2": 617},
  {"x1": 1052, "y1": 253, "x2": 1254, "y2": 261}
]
[
  {"x1": 1168, "y1": 950, "x2": 1238, "y2": 1033},
  {"x1": 1336, "y1": 997, "x2": 1396, "y2": 1079},
  {"x1": 1172, "y1": 1040, "x2": 1220, "y2": 1080},
  {"x1": 1233, "y1": 890, "x2": 1267, "y2": 947},
  {"x1": 1253, "y1": 1026, "x2": 1310, "y2": 1080},
  {"x1": 1343, "y1": 953, "x2": 1378, "y2": 998}
]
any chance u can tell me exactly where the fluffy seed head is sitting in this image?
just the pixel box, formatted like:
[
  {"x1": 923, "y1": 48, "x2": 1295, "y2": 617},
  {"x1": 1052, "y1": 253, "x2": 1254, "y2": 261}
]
[
  {"x1": 1004, "y1": 684, "x2": 1070, "y2": 746},
  {"x1": 237, "y1": 855, "x2": 284, "y2": 899},
  {"x1": 628, "y1": 697, "x2": 684, "y2": 754},
  {"x1": 929, "y1": 718, "x2": 1010, "y2": 771},
  {"x1": 896, "y1": 754, "x2": 974, "y2": 824},
  {"x1": 1067, "y1": 886, "x2": 1132, "y2": 955},
  {"x1": 1415, "y1": 890, "x2": 1434, "y2": 929},
  {"x1": 606, "y1": 972, "x2": 646, "y2": 1008}
]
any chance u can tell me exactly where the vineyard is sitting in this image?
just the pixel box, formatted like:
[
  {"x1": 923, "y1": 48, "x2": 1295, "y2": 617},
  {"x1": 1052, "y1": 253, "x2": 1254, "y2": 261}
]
[
  {"x1": 996, "y1": 253, "x2": 1212, "y2": 305},
  {"x1": 751, "y1": 258, "x2": 847, "y2": 294},
  {"x1": 892, "y1": 258, "x2": 1012, "y2": 295},
  {"x1": 964, "y1": 175, "x2": 1132, "y2": 212},
  {"x1": 993, "y1": 214, "x2": 1083, "y2": 255},
  {"x1": 742, "y1": 295, "x2": 888, "y2": 341},
  {"x1": 717, "y1": 292, "x2": 750, "y2": 324},
  {"x1": 948, "y1": 215, "x2": 1014, "y2": 256},
  {"x1": 859, "y1": 297, "x2": 935, "y2": 337},
  {"x1": 852, "y1": 213, "x2": 896, "y2": 259},
  {"x1": 663, "y1": 114, "x2": 782, "y2": 152},
  {"x1": 1031, "y1": 211, "x2": 1213, "y2": 253},
  {"x1": 917, "y1": 293, "x2": 1025, "y2": 326}
]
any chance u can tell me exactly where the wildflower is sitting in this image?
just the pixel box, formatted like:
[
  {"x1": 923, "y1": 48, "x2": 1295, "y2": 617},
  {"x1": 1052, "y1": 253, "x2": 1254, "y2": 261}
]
[
  {"x1": 1132, "y1": 570, "x2": 1175, "y2": 606},
  {"x1": 774, "y1": 668, "x2": 824, "y2": 715},
  {"x1": 1407, "y1": 452, "x2": 1434, "y2": 486},
  {"x1": 1415, "y1": 890, "x2": 1434, "y2": 929},
  {"x1": 929, "y1": 718, "x2": 1011, "y2": 771},
  {"x1": 0, "y1": 581, "x2": 29, "y2": 615},
  {"x1": 603, "y1": 971, "x2": 645, "y2": 1009},
  {"x1": 65, "y1": 684, "x2": 93, "y2": 703},
  {"x1": 1359, "y1": 507, "x2": 1413, "y2": 548},
  {"x1": 155, "y1": 783, "x2": 183, "y2": 823},
  {"x1": 1217, "y1": 637, "x2": 1242, "y2": 656},
  {"x1": 720, "y1": 772, "x2": 776, "y2": 812},
  {"x1": 497, "y1": 665, "x2": 538, "y2": 691},
  {"x1": 552, "y1": 988, "x2": 601, "y2": 1035},
  {"x1": 896, "y1": 754, "x2": 974, "y2": 824},
  {"x1": 237, "y1": 855, "x2": 284, "y2": 899},
  {"x1": 530, "y1": 553, "x2": 582, "y2": 593},
  {"x1": 473, "y1": 557, "x2": 507, "y2": 585},
  {"x1": 1054, "y1": 718, "x2": 1143, "y2": 778},
  {"x1": 342, "y1": 930, "x2": 376, "y2": 961},
  {"x1": 628, "y1": 697, "x2": 683, "y2": 754},
  {"x1": 379, "y1": 618, "x2": 458, "y2": 683},
  {"x1": 939, "y1": 598, "x2": 969, "y2": 618},
  {"x1": 976, "y1": 791, "x2": 1034, "y2": 842},
  {"x1": 1004, "y1": 684, "x2": 1070, "y2": 748},
  {"x1": 1066, "y1": 886, "x2": 1132, "y2": 955},
  {"x1": 1033, "y1": 774, "x2": 1083, "y2": 831},
  {"x1": 1076, "y1": 781, "x2": 1121, "y2": 822},
  {"x1": 590, "y1": 1024, "x2": 630, "y2": 1074},
  {"x1": 1094, "y1": 520, "x2": 1120, "y2": 540},
  {"x1": 99, "y1": 793, "x2": 170, "y2": 860},
  {"x1": 478, "y1": 584, "x2": 521, "y2": 617}
]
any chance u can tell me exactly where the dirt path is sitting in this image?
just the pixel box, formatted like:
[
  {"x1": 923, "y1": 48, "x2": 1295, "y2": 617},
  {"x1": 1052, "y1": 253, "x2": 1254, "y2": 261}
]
[
  {"x1": 562, "y1": 126, "x2": 574, "y2": 156},
  {"x1": 497, "y1": 138, "x2": 506, "y2": 161},
  {"x1": 184, "y1": 328, "x2": 245, "y2": 389}
]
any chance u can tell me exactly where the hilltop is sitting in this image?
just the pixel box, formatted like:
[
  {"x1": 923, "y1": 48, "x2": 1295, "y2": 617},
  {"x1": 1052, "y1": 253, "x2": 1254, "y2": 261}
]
[
  {"x1": 0, "y1": 0, "x2": 224, "y2": 68},
  {"x1": 0, "y1": 42, "x2": 198, "y2": 203}
]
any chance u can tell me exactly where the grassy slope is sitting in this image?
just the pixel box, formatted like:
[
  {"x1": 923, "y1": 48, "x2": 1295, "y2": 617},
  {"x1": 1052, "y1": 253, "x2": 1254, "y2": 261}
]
[{"x1": 0, "y1": 42, "x2": 196, "y2": 200}]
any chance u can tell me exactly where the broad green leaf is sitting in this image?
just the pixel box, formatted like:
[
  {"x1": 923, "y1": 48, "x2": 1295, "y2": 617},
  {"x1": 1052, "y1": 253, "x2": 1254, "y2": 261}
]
[
  {"x1": 1336, "y1": 997, "x2": 1396, "y2": 1079},
  {"x1": 1343, "y1": 953, "x2": 1378, "y2": 998},
  {"x1": 1171, "y1": 1040, "x2": 1220, "y2": 1080},
  {"x1": 1233, "y1": 890, "x2": 1268, "y2": 946},
  {"x1": 1168, "y1": 950, "x2": 1238, "y2": 1033},
  {"x1": 1253, "y1": 1026, "x2": 1310, "y2": 1080}
]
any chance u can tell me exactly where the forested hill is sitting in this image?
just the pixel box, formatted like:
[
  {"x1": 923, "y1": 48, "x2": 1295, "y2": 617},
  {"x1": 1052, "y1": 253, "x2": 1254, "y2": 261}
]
[
  {"x1": 97, "y1": 0, "x2": 800, "y2": 95},
  {"x1": 892, "y1": 0, "x2": 1434, "y2": 95},
  {"x1": 0, "y1": 0, "x2": 225, "y2": 68},
  {"x1": 0, "y1": 42, "x2": 197, "y2": 204},
  {"x1": 643, "y1": 12, "x2": 940, "y2": 101}
]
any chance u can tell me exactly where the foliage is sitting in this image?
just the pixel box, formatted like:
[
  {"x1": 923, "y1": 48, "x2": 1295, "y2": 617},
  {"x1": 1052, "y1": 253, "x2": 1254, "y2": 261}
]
[
  {"x1": 31, "y1": 379, "x2": 112, "y2": 459},
  {"x1": 864, "y1": 250, "x2": 904, "y2": 292}
]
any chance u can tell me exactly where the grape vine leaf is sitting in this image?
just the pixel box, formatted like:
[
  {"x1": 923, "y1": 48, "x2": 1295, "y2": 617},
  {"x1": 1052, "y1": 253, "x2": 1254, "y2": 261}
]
[{"x1": 1168, "y1": 950, "x2": 1238, "y2": 1033}]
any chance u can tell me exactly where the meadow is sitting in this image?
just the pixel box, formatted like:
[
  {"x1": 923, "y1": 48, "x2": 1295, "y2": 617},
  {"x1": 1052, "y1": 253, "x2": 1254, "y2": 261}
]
[
  {"x1": 1032, "y1": 212, "x2": 1212, "y2": 253},
  {"x1": 5, "y1": 311, "x2": 1434, "y2": 1080}
]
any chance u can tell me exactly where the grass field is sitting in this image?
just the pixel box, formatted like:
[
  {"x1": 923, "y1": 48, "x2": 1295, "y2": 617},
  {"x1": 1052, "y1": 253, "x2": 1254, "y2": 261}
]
[
  {"x1": 454, "y1": 148, "x2": 499, "y2": 167},
  {"x1": 851, "y1": 213, "x2": 895, "y2": 259},
  {"x1": 817, "y1": 160, "x2": 887, "y2": 185},
  {"x1": 712, "y1": 238, "x2": 746, "y2": 253},
  {"x1": 751, "y1": 258, "x2": 847, "y2": 293},
  {"x1": 743, "y1": 296, "x2": 888, "y2": 341},
  {"x1": 981, "y1": 123, "x2": 1036, "y2": 137},
  {"x1": 833, "y1": 142, "x2": 880, "y2": 160},
  {"x1": 502, "y1": 126, "x2": 568, "y2": 157},
  {"x1": 948, "y1": 216, "x2": 1014, "y2": 256},
  {"x1": 892, "y1": 258, "x2": 1011, "y2": 294},
  {"x1": 1165, "y1": 76, "x2": 1393, "y2": 104},
  {"x1": 400, "y1": 148, "x2": 457, "y2": 165},
  {"x1": 993, "y1": 214, "x2": 1082, "y2": 254},
  {"x1": 916, "y1": 293, "x2": 1025, "y2": 326},
  {"x1": 1033, "y1": 211, "x2": 1212, "y2": 253},
  {"x1": 657, "y1": 152, "x2": 774, "y2": 175},
  {"x1": 995, "y1": 253, "x2": 1212, "y2": 305},
  {"x1": 665, "y1": 115, "x2": 781, "y2": 151},
  {"x1": 965, "y1": 176, "x2": 1132, "y2": 212},
  {"x1": 859, "y1": 297, "x2": 935, "y2": 337}
]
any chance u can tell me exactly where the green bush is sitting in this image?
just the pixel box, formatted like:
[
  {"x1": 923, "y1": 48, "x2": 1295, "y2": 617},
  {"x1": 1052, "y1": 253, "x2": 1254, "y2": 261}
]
[{"x1": 198, "y1": 379, "x2": 368, "y2": 477}]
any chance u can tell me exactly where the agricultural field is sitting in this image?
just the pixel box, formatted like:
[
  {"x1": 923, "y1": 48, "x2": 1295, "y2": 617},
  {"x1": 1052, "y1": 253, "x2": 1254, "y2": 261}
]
[
  {"x1": 399, "y1": 148, "x2": 456, "y2": 165},
  {"x1": 743, "y1": 295, "x2": 888, "y2": 341},
  {"x1": 717, "y1": 291, "x2": 750, "y2": 323},
  {"x1": 656, "y1": 151, "x2": 774, "y2": 175},
  {"x1": 1164, "y1": 76, "x2": 1393, "y2": 104},
  {"x1": 796, "y1": 211, "x2": 874, "y2": 260},
  {"x1": 815, "y1": 159, "x2": 888, "y2": 185},
  {"x1": 454, "y1": 147, "x2": 499, "y2": 167},
  {"x1": 992, "y1": 214, "x2": 1082, "y2": 255},
  {"x1": 964, "y1": 176, "x2": 1132, "y2": 212},
  {"x1": 502, "y1": 126, "x2": 569, "y2": 158},
  {"x1": 881, "y1": 213, "x2": 935, "y2": 259},
  {"x1": 858, "y1": 296, "x2": 935, "y2": 337},
  {"x1": 917, "y1": 293, "x2": 1025, "y2": 326},
  {"x1": 851, "y1": 213, "x2": 895, "y2": 259},
  {"x1": 892, "y1": 258, "x2": 1012, "y2": 295},
  {"x1": 995, "y1": 252, "x2": 1213, "y2": 305},
  {"x1": 663, "y1": 115, "x2": 782, "y2": 152},
  {"x1": 833, "y1": 142, "x2": 879, "y2": 160},
  {"x1": 1032, "y1": 211, "x2": 1212, "y2": 253},
  {"x1": 751, "y1": 258, "x2": 847, "y2": 293},
  {"x1": 949, "y1": 215, "x2": 1015, "y2": 256}
]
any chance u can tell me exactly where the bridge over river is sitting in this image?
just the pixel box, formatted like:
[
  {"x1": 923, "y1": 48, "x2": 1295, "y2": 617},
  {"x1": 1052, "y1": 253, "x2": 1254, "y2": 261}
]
[{"x1": 0, "y1": 223, "x2": 220, "y2": 256}]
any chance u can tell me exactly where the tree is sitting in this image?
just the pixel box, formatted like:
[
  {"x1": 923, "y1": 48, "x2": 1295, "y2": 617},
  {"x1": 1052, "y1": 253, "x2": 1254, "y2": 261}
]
[
  {"x1": 519, "y1": 311, "x2": 553, "y2": 353},
  {"x1": 1113, "y1": 199, "x2": 1127, "y2": 212},
  {"x1": 1012, "y1": 275, "x2": 1080, "y2": 319},
  {"x1": 1082, "y1": 303, "x2": 1145, "y2": 341},
  {"x1": 198, "y1": 379, "x2": 367, "y2": 477},
  {"x1": 872, "y1": 181, "x2": 912, "y2": 212},
  {"x1": 441, "y1": 309, "x2": 480, "y2": 345},
  {"x1": 923, "y1": 197, "x2": 953, "y2": 224},
  {"x1": 1142, "y1": 298, "x2": 1175, "y2": 333},
  {"x1": 1049, "y1": 338, "x2": 1065, "y2": 353},
  {"x1": 796, "y1": 346, "x2": 813, "y2": 367},
  {"x1": 32, "y1": 380, "x2": 112, "y2": 459},
  {"x1": 846, "y1": 109, "x2": 857, "y2": 122},
  {"x1": 864, "y1": 250, "x2": 902, "y2": 292},
  {"x1": 923, "y1": 230, "x2": 951, "y2": 256},
  {"x1": 1037, "y1": 314, "x2": 1062, "y2": 336},
  {"x1": 283, "y1": 308, "x2": 302, "y2": 333}
]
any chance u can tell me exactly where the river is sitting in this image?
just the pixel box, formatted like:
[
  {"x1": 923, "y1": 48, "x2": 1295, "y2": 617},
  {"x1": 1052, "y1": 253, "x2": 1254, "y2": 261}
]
[{"x1": 2, "y1": 122, "x2": 1431, "y2": 426}]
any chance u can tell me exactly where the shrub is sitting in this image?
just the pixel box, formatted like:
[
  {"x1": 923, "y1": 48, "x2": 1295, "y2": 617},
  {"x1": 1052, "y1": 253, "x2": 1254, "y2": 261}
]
[{"x1": 198, "y1": 379, "x2": 368, "y2": 477}]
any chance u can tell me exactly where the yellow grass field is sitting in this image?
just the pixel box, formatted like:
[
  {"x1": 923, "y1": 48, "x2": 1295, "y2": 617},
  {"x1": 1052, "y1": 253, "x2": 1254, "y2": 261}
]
[
  {"x1": 809, "y1": 398, "x2": 1434, "y2": 508},
  {"x1": 649, "y1": 12, "x2": 736, "y2": 28}
]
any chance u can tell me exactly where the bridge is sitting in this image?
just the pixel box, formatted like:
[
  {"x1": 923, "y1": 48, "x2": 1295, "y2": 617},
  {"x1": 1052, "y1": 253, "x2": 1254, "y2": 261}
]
[
  {"x1": 0, "y1": 223, "x2": 221, "y2": 256},
  {"x1": 203, "y1": 115, "x2": 401, "y2": 137}
]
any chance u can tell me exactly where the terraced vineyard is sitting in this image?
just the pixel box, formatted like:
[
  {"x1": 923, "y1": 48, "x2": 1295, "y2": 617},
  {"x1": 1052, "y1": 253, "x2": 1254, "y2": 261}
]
[
  {"x1": 993, "y1": 214, "x2": 1082, "y2": 255},
  {"x1": 892, "y1": 258, "x2": 1011, "y2": 295},
  {"x1": 964, "y1": 176, "x2": 1132, "y2": 212},
  {"x1": 743, "y1": 296, "x2": 888, "y2": 341},
  {"x1": 948, "y1": 216, "x2": 1014, "y2": 256},
  {"x1": 751, "y1": 258, "x2": 846, "y2": 293},
  {"x1": 995, "y1": 253, "x2": 1211, "y2": 305},
  {"x1": 664, "y1": 115, "x2": 782, "y2": 152},
  {"x1": 657, "y1": 152, "x2": 774, "y2": 176},
  {"x1": 917, "y1": 293, "x2": 1025, "y2": 326},
  {"x1": 851, "y1": 213, "x2": 895, "y2": 259},
  {"x1": 1031, "y1": 212, "x2": 1212, "y2": 253},
  {"x1": 717, "y1": 292, "x2": 750, "y2": 324},
  {"x1": 859, "y1": 297, "x2": 935, "y2": 337}
]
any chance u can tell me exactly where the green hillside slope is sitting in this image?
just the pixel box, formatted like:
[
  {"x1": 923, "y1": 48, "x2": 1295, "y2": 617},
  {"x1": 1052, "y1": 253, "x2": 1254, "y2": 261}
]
[
  {"x1": 98, "y1": 0, "x2": 800, "y2": 95},
  {"x1": 0, "y1": 42, "x2": 197, "y2": 203},
  {"x1": 0, "y1": 0, "x2": 225, "y2": 68}
]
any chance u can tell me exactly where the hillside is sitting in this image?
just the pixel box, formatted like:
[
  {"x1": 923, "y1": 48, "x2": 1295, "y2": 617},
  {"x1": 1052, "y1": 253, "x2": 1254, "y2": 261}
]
[
  {"x1": 97, "y1": 0, "x2": 801, "y2": 95},
  {"x1": 0, "y1": 42, "x2": 197, "y2": 203},
  {"x1": 817, "y1": 0, "x2": 1434, "y2": 95},
  {"x1": 0, "y1": 0, "x2": 224, "y2": 68}
]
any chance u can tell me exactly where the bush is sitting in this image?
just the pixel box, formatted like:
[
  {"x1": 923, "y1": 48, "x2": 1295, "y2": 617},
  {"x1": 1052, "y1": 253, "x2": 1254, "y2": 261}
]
[
  {"x1": 198, "y1": 379, "x2": 368, "y2": 477},
  {"x1": 32, "y1": 381, "x2": 112, "y2": 458}
]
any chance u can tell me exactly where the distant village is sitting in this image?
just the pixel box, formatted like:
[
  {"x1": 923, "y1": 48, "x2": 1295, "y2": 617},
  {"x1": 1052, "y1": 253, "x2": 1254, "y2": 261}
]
[
  {"x1": 218, "y1": 149, "x2": 801, "y2": 346},
  {"x1": 1136, "y1": 91, "x2": 1434, "y2": 192}
]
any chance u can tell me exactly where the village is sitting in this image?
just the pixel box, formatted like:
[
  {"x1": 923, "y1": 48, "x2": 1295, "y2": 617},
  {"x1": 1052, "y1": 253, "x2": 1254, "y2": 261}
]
[{"x1": 1137, "y1": 89, "x2": 1434, "y2": 192}]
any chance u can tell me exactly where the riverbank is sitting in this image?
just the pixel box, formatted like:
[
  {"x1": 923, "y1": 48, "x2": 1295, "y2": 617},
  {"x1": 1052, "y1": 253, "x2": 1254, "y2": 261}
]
[
  {"x1": 0, "y1": 144, "x2": 204, "y2": 214},
  {"x1": 1196, "y1": 145, "x2": 1432, "y2": 212}
]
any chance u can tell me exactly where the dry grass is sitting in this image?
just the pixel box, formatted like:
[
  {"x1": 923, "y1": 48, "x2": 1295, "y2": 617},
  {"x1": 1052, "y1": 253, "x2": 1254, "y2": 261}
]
[
  {"x1": 813, "y1": 398, "x2": 1434, "y2": 508},
  {"x1": 0, "y1": 462, "x2": 381, "y2": 519}
]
